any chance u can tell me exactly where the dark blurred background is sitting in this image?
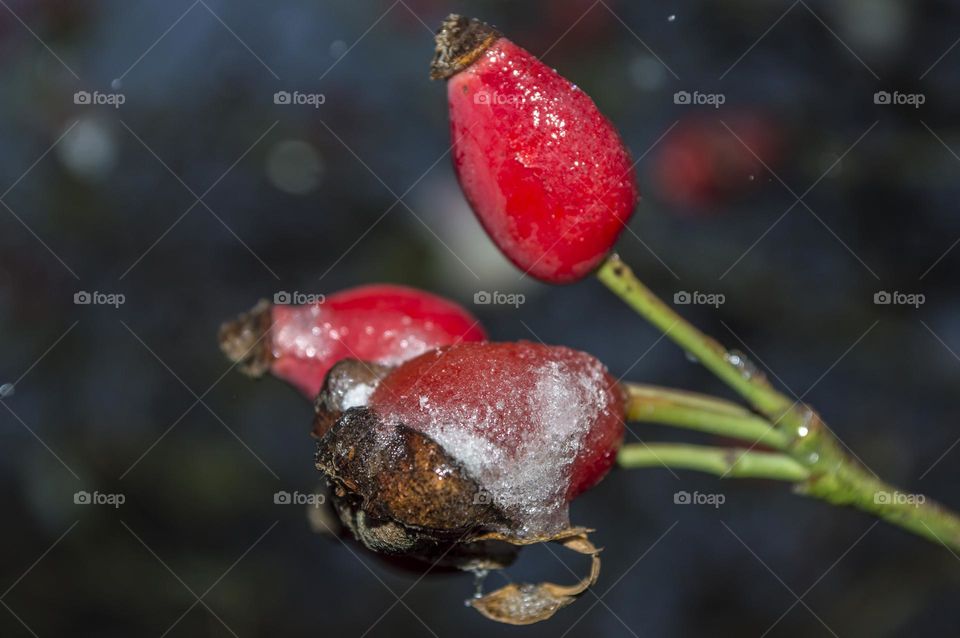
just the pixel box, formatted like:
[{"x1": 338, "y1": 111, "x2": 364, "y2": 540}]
[{"x1": 2, "y1": 0, "x2": 959, "y2": 636}]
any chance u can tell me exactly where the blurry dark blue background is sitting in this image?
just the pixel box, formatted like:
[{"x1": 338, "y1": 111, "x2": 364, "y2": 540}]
[{"x1": 2, "y1": 1, "x2": 959, "y2": 636}]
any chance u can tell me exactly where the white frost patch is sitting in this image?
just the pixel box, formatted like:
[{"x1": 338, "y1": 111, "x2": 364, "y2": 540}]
[
  {"x1": 272, "y1": 304, "x2": 336, "y2": 362},
  {"x1": 409, "y1": 358, "x2": 609, "y2": 537},
  {"x1": 341, "y1": 382, "x2": 376, "y2": 410}
]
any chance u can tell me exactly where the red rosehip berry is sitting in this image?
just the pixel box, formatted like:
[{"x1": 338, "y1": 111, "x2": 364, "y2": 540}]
[
  {"x1": 653, "y1": 113, "x2": 782, "y2": 211},
  {"x1": 219, "y1": 284, "x2": 486, "y2": 398},
  {"x1": 314, "y1": 341, "x2": 625, "y2": 541},
  {"x1": 431, "y1": 15, "x2": 640, "y2": 284}
]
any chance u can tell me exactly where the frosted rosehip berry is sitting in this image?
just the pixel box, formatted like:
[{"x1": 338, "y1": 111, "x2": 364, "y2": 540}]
[
  {"x1": 218, "y1": 284, "x2": 486, "y2": 399},
  {"x1": 313, "y1": 341, "x2": 625, "y2": 554},
  {"x1": 431, "y1": 15, "x2": 639, "y2": 284}
]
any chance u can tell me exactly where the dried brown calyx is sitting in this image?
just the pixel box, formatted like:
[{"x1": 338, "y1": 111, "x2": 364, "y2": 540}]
[
  {"x1": 217, "y1": 299, "x2": 273, "y2": 377},
  {"x1": 312, "y1": 359, "x2": 392, "y2": 439},
  {"x1": 312, "y1": 358, "x2": 602, "y2": 624},
  {"x1": 429, "y1": 14, "x2": 501, "y2": 80}
]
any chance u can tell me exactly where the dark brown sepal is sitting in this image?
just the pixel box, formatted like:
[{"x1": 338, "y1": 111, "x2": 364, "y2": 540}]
[
  {"x1": 217, "y1": 299, "x2": 274, "y2": 377},
  {"x1": 429, "y1": 14, "x2": 501, "y2": 80}
]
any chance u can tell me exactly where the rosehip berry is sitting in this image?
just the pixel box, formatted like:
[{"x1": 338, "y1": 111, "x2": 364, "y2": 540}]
[
  {"x1": 314, "y1": 341, "x2": 625, "y2": 546},
  {"x1": 431, "y1": 15, "x2": 639, "y2": 284},
  {"x1": 654, "y1": 113, "x2": 782, "y2": 211},
  {"x1": 219, "y1": 284, "x2": 486, "y2": 399}
]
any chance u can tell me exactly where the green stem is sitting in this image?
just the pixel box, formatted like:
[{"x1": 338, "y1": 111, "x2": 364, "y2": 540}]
[
  {"x1": 789, "y1": 417, "x2": 960, "y2": 551},
  {"x1": 602, "y1": 254, "x2": 960, "y2": 552},
  {"x1": 623, "y1": 383, "x2": 791, "y2": 450},
  {"x1": 597, "y1": 255, "x2": 795, "y2": 420},
  {"x1": 618, "y1": 443, "x2": 809, "y2": 481}
]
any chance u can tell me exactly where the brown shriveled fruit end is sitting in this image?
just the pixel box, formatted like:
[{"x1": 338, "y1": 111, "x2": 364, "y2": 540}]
[
  {"x1": 314, "y1": 407, "x2": 513, "y2": 553},
  {"x1": 217, "y1": 299, "x2": 274, "y2": 377},
  {"x1": 429, "y1": 14, "x2": 501, "y2": 80}
]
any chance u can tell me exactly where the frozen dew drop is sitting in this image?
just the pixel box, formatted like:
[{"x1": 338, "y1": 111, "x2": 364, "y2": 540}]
[
  {"x1": 110, "y1": 78, "x2": 122, "y2": 91},
  {"x1": 470, "y1": 568, "x2": 489, "y2": 599},
  {"x1": 0, "y1": 383, "x2": 13, "y2": 398},
  {"x1": 725, "y1": 350, "x2": 763, "y2": 381},
  {"x1": 667, "y1": 14, "x2": 677, "y2": 22}
]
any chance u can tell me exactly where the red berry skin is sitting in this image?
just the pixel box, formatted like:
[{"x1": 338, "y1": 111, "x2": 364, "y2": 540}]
[
  {"x1": 368, "y1": 341, "x2": 625, "y2": 506},
  {"x1": 441, "y1": 31, "x2": 639, "y2": 283},
  {"x1": 221, "y1": 285, "x2": 486, "y2": 399}
]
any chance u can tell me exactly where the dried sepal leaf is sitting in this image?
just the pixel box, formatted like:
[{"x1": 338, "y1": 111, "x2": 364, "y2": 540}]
[{"x1": 468, "y1": 527, "x2": 602, "y2": 625}]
